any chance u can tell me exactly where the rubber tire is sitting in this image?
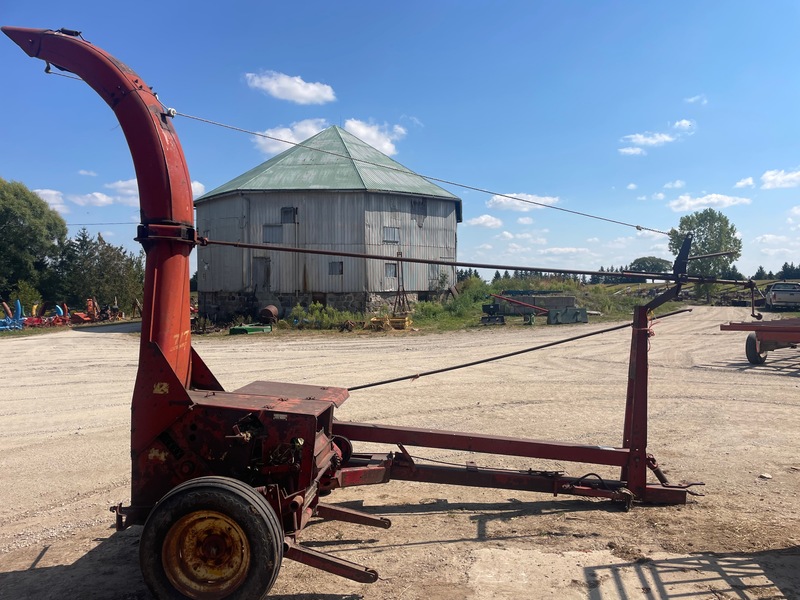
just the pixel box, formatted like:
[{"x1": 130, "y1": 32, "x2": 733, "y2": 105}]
[
  {"x1": 140, "y1": 476, "x2": 283, "y2": 600},
  {"x1": 745, "y1": 332, "x2": 767, "y2": 365}
]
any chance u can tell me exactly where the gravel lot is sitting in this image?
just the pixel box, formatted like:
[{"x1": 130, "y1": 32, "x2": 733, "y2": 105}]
[{"x1": 1, "y1": 306, "x2": 799, "y2": 599}]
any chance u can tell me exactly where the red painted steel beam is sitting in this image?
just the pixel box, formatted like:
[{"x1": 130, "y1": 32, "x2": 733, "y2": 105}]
[
  {"x1": 284, "y1": 539, "x2": 379, "y2": 583},
  {"x1": 3, "y1": 27, "x2": 194, "y2": 386},
  {"x1": 3, "y1": 27, "x2": 205, "y2": 459},
  {"x1": 620, "y1": 306, "x2": 650, "y2": 498},
  {"x1": 721, "y1": 319, "x2": 800, "y2": 343},
  {"x1": 332, "y1": 422, "x2": 630, "y2": 466}
]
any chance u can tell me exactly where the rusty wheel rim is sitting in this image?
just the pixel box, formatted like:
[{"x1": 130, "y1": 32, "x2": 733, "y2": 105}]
[{"x1": 162, "y1": 510, "x2": 251, "y2": 599}]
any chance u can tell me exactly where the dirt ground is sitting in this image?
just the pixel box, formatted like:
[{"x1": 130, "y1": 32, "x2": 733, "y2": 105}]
[{"x1": 1, "y1": 306, "x2": 799, "y2": 600}]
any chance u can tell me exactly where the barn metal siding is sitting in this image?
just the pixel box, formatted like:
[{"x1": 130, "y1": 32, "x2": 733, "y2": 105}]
[
  {"x1": 364, "y1": 194, "x2": 457, "y2": 292},
  {"x1": 251, "y1": 190, "x2": 368, "y2": 294},
  {"x1": 196, "y1": 195, "x2": 248, "y2": 293},
  {"x1": 196, "y1": 190, "x2": 458, "y2": 301}
]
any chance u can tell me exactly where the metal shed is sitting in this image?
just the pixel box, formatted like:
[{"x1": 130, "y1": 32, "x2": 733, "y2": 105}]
[{"x1": 195, "y1": 126, "x2": 462, "y2": 318}]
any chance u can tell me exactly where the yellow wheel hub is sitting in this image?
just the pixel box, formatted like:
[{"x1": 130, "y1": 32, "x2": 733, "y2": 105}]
[{"x1": 162, "y1": 510, "x2": 251, "y2": 599}]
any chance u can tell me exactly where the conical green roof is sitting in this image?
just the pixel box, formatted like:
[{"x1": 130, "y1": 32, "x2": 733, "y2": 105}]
[{"x1": 196, "y1": 126, "x2": 461, "y2": 217}]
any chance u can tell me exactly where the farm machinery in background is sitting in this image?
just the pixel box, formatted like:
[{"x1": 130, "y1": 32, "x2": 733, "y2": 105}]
[
  {"x1": 7, "y1": 26, "x2": 765, "y2": 600},
  {"x1": 1, "y1": 299, "x2": 25, "y2": 331},
  {"x1": 69, "y1": 297, "x2": 125, "y2": 324},
  {"x1": 482, "y1": 291, "x2": 589, "y2": 325},
  {"x1": 1, "y1": 298, "x2": 71, "y2": 329}
]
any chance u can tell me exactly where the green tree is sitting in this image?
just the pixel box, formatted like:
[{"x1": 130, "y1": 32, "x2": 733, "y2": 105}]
[
  {"x1": 627, "y1": 256, "x2": 673, "y2": 283},
  {"x1": 629, "y1": 256, "x2": 672, "y2": 274},
  {"x1": 668, "y1": 209, "x2": 743, "y2": 302},
  {"x1": 753, "y1": 266, "x2": 768, "y2": 280},
  {"x1": 60, "y1": 229, "x2": 145, "y2": 313},
  {"x1": 0, "y1": 178, "x2": 67, "y2": 298}
]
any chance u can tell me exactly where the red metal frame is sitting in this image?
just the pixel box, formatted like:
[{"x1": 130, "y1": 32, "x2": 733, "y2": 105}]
[
  {"x1": 721, "y1": 318, "x2": 800, "y2": 358},
  {"x1": 5, "y1": 26, "x2": 698, "y2": 587}
]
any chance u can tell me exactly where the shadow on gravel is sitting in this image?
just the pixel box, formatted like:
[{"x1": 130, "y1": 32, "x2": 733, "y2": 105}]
[
  {"x1": 583, "y1": 546, "x2": 800, "y2": 599},
  {"x1": 705, "y1": 355, "x2": 800, "y2": 377},
  {"x1": 303, "y1": 497, "x2": 616, "y2": 551},
  {"x1": 0, "y1": 527, "x2": 361, "y2": 600},
  {"x1": 71, "y1": 322, "x2": 142, "y2": 334}
]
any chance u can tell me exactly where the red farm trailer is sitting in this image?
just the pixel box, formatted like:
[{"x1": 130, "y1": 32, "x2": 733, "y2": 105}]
[
  {"x1": 720, "y1": 318, "x2": 800, "y2": 364},
  {"x1": 4, "y1": 26, "x2": 707, "y2": 600}
]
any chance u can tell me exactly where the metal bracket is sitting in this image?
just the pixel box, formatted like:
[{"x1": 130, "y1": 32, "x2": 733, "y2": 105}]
[{"x1": 135, "y1": 223, "x2": 197, "y2": 244}]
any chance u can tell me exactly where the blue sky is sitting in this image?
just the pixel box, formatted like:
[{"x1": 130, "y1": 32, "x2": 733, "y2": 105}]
[{"x1": 2, "y1": 2, "x2": 799, "y2": 279}]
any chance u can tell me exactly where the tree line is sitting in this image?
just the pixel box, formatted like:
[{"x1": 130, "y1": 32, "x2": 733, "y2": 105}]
[{"x1": 1, "y1": 178, "x2": 144, "y2": 315}]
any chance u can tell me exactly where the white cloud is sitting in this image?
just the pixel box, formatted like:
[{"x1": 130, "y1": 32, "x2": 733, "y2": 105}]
[
  {"x1": 103, "y1": 179, "x2": 140, "y2": 206},
  {"x1": 344, "y1": 119, "x2": 406, "y2": 156},
  {"x1": 497, "y1": 231, "x2": 514, "y2": 240},
  {"x1": 517, "y1": 217, "x2": 534, "y2": 225},
  {"x1": 245, "y1": 70, "x2": 335, "y2": 105},
  {"x1": 586, "y1": 237, "x2": 599, "y2": 243},
  {"x1": 673, "y1": 119, "x2": 695, "y2": 131},
  {"x1": 513, "y1": 232, "x2": 547, "y2": 244},
  {"x1": 538, "y1": 247, "x2": 590, "y2": 255},
  {"x1": 626, "y1": 183, "x2": 637, "y2": 190},
  {"x1": 254, "y1": 118, "x2": 328, "y2": 155},
  {"x1": 78, "y1": 169, "x2": 97, "y2": 177},
  {"x1": 754, "y1": 234, "x2": 790, "y2": 244},
  {"x1": 69, "y1": 191, "x2": 116, "y2": 207},
  {"x1": 734, "y1": 176, "x2": 754, "y2": 188},
  {"x1": 606, "y1": 236, "x2": 633, "y2": 249},
  {"x1": 636, "y1": 229, "x2": 665, "y2": 240},
  {"x1": 684, "y1": 94, "x2": 708, "y2": 105},
  {"x1": 668, "y1": 193, "x2": 751, "y2": 212},
  {"x1": 401, "y1": 114, "x2": 424, "y2": 128},
  {"x1": 636, "y1": 195, "x2": 647, "y2": 200},
  {"x1": 652, "y1": 192, "x2": 665, "y2": 200},
  {"x1": 619, "y1": 147, "x2": 646, "y2": 156},
  {"x1": 663, "y1": 180, "x2": 685, "y2": 189},
  {"x1": 760, "y1": 247, "x2": 791, "y2": 257},
  {"x1": 621, "y1": 132, "x2": 676, "y2": 147},
  {"x1": 486, "y1": 192, "x2": 559, "y2": 212},
  {"x1": 506, "y1": 243, "x2": 531, "y2": 254},
  {"x1": 477, "y1": 243, "x2": 493, "y2": 250},
  {"x1": 761, "y1": 168, "x2": 800, "y2": 189},
  {"x1": 34, "y1": 189, "x2": 69, "y2": 214},
  {"x1": 191, "y1": 181, "x2": 206, "y2": 198},
  {"x1": 790, "y1": 206, "x2": 800, "y2": 217},
  {"x1": 466, "y1": 214, "x2": 502, "y2": 228}
]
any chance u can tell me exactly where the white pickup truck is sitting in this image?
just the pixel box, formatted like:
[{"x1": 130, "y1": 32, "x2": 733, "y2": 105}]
[{"x1": 765, "y1": 281, "x2": 800, "y2": 310}]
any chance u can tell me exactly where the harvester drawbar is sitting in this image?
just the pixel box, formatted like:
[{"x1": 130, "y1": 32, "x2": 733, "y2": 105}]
[{"x1": 5, "y1": 26, "x2": 702, "y2": 599}]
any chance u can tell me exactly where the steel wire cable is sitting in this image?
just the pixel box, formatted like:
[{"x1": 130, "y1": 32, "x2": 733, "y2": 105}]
[
  {"x1": 347, "y1": 309, "x2": 691, "y2": 392},
  {"x1": 172, "y1": 111, "x2": 670, "y2": 236},
  {"x1": 40, "y1": 49, "x2": 668, "y2": 236}
]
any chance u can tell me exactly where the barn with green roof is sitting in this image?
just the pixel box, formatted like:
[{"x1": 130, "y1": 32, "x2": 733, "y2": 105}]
[{"x1": 194, "y1": 126, "x2": 462, "y2": 317}]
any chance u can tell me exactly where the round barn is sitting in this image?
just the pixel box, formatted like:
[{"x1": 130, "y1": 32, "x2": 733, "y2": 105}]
[{"x1": 195, "y1": 126, "x2": 462, "y2": 319}]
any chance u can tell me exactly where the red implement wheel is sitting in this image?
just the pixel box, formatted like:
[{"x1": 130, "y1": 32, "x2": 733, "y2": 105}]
[
  {"x1": 745, "y1": 332, "x2": 768, "y2": 365},
  {"x1": 140, "y1": 476, "x2": 283, "y2": 599}
]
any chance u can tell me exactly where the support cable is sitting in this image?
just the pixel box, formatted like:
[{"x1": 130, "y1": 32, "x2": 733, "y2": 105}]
[
  {"x1": 174, "y1": 111, "x2": 669, "y2": 236},
  {"x1": 198, "y1": 237, "x2": 749, "y2": 286},
  {"x1": 347, "y1": 308, "x2": 691, "y2": 391}
]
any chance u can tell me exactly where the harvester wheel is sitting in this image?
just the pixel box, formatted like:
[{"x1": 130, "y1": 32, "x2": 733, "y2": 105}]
[
  {"x1": 745, "y1": 332, "x2": 767, "y2": 365},
  {"x1": 140, "y1": 476, "x2": 283, "y2": 600}
]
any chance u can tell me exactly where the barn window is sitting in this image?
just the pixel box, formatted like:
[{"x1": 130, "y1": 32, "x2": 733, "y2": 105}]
[
  {"x1": 263, "y1": 225, "x2": 282, "y2": 243},
  {"x1": 281, "y1": 207, "x2": 298, "y2": 224},
  {"x1": 383, "y1": 226, "x2": 400, "y2": 244},
  {"x1": 385, "y1": 263, "x2": 397, "y2": 278},
  {"x1": 329, "y1": 261, "x2": 343, "y2": 275}
]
